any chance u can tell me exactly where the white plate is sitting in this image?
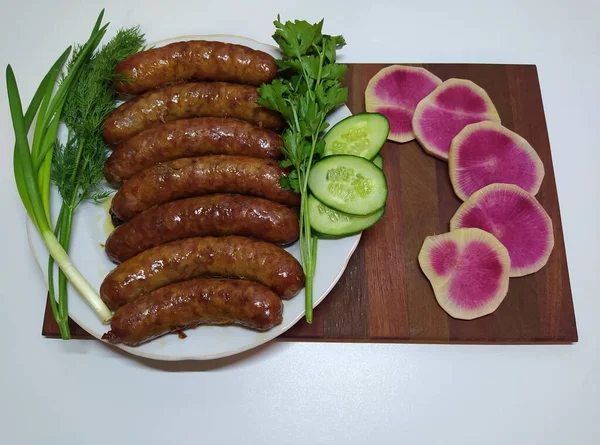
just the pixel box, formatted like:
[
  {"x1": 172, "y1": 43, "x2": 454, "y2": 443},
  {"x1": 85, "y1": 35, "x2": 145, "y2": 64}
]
[{"x1": 27, "y1": 35, "x2": 359, "y2": 361}]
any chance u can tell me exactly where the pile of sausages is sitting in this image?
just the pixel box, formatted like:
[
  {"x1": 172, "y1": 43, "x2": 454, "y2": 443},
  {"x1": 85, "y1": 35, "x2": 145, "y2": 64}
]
[{"x1": 99, "y1": 40, "x2": 304, "y2": 346}]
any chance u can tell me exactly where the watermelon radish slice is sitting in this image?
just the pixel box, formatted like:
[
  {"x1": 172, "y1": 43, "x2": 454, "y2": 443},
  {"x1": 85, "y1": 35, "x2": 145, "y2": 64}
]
[
  {"x1": 412, "y1": 79, "x2": 501, "y2": 160},
  {"x1": 450, "y1": 183, "x2": 554, "y2": 277},
  {"x1": 449, "y1": 122, "x2": 545, "y2": 200},
  {"x1": 365, "y1": 65, "x2": 442, "y2": 143},
  {"x1": 418, "y1": 228, "x2": 510, "y2": 320}
]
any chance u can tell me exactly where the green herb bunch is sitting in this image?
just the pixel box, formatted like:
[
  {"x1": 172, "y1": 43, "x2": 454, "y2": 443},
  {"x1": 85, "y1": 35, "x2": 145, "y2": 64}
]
[
  {"x1": 54, "y1": 27, "x2": 145, "y2": 206},
  {"x1": 8, "y1": 11, "x2": 117, "y2": 340},
  {"x1": 258, "y1": 17, "x2": 347, "y2": 322},
  {"x1": 47, "y1": 25, "x2": 144, "y2": 338}
]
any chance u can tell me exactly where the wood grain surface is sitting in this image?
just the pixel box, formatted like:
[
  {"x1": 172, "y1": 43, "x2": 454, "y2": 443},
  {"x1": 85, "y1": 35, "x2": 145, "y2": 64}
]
[{"x1": 42, "y1": 63, "x2": 577, "y2": 343}]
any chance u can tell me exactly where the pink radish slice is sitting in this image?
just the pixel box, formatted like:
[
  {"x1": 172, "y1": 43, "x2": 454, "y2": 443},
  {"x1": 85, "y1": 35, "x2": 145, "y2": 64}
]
[
  {"x1": 365, "y1": 65, "x2": 442, "y2": 143},
  {"x1": 450, "y1": 183, "x2": 554, "y2": 277},
  {"x1": 412, "y1": 78, "x2": 501, "y2": 160},
  {"x1": 449, "y1": 122, "x2": 545, "y2": 200},
  {"x1": 418, "y1": 228, "x2": 510, "y2": 320}
]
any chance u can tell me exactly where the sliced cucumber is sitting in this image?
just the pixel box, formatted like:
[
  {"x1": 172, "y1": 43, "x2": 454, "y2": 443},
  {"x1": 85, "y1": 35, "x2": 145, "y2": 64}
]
[
  {"x1": 373, "y1": 154, "x2": 384, "y2": 169},
  {"x1": 323, "y1": 112, "x2": 389, "y2": 159},
  {"x1": 308, "y1": 155, "x2": 388, "y2": 215},
  {"x1": 309, "y1": 194, "x2": 384, "y2": 236}
]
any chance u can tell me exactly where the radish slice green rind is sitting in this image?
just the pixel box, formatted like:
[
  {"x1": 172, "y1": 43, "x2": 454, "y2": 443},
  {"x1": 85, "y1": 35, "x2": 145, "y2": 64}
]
[
  {"x1": 449, "y1": 121, "x2": 545, "y2": 201},
  {"x1": 450, "y1": 183, "x2": 554, "y2": 277},
  {"x1": 365, "y1": 65, "x2": 442, "y2": 143},
  {"x1": 418, "y1": 228, "x2": 511, "y2": 320},
  {"x1": 412, "y1": 78, "x2": 501, "y2": 160}
]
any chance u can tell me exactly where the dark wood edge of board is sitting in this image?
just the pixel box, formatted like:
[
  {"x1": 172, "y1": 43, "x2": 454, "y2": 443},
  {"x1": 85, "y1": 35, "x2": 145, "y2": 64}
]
[{"x1": 42, "y1": 295, "x2": 578, "y2": 344}]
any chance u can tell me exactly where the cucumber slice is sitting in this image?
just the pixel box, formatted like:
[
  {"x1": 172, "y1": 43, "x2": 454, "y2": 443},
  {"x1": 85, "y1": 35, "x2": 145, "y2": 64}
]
[
  {"x1": 373, "y1": 154, "x2": 384, "y2": 169},
  {"x1": 323, "y1": 112, "x2": 390, "y2": 159},
  {"x1": 309, "y1": 194, "x2": 384, "y2": 236},
  {"x1": 308, "y1": 155, "x2": 388, "y2": 215}
]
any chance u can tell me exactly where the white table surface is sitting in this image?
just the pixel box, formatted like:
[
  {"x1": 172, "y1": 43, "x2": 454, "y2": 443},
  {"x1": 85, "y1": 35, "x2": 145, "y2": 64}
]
[{"x1": 1, "y1": 0, "x2": 598, "y2": 443}]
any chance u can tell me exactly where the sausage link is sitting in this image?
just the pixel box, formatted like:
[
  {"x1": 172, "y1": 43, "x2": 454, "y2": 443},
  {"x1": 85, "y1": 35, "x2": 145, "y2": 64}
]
[
  {"x1": 110, "y1": 155, "x2": 300, "y2": 221},
  {"x1": 102, "y1": 278, "x2": 283, "y2": 346},
  {"x1": 100, "y1": 236, "x2": 304, "y2": 310},
  {"x1": 114, "y1": 40, "x2": 277, "y2": 95},
  {"x1": 105, "y1": 194, "x2": 299, "y2": 263},
  {"x1": 103, "y1": 117, "x2": 282, "y2": 186},
  {"x1": 103, "y1": 82, "x2": 284, "y2": 143}
]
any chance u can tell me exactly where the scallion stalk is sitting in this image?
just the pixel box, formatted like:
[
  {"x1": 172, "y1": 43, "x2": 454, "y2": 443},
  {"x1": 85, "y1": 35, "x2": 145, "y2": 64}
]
[{"x1": 6, "y1": 12, "x2": 114, "y2": 332}]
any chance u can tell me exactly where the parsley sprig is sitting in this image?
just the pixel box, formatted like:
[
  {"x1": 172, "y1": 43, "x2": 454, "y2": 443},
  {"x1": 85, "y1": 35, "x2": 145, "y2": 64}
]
[{"x1": 258, "y1": 17, "x2": 347, "y2": 322}]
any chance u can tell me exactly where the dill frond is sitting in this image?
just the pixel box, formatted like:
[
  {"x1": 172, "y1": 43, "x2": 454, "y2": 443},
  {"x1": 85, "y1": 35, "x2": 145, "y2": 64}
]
[{"x1": 52, "y1": 27, "x2": 145, "y2": 205}]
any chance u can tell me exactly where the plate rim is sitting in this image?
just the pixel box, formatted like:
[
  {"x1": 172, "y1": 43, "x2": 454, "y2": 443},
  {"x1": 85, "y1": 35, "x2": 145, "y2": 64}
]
[{"x1": 27, "y1": 33, "x2": 361, "y2": 361}]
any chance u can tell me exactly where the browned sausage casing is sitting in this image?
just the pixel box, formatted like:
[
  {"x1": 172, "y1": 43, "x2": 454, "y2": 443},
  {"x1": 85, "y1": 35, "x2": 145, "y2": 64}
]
[
  {"x1": 100, "y1": 236, "x2": 304, "y2": 310},
  {"x1": 104, "y1": 117, "x2": 283, "y2": 186},
  {"x1": 114, "y1": 40, "x2": 277, "y2": 95},
  {"x1": 110, "y1": 155, "x2": 300, "y2": 221},
  {"x1": 103, "y1": 82, "x2": 284, "y2": 144},
  {"x1": 102, "y1": 278, "x2": 283, "y2": 346},
  {"x1": 105, "y1": 194, "x2": 299, "y2": 263}
]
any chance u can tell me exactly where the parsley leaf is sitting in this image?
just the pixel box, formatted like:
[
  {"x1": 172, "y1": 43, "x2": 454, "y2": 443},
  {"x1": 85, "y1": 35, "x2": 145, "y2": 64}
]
[{"x1": 259, "y1": 17, "x2": 347, "y2": 323}]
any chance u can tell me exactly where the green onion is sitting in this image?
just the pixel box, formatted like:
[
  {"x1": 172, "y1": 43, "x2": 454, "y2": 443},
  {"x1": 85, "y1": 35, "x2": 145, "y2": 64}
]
[
  {"x1": 7, "y1": 65, "x2": 112, "y2": 324},
  {"x1": 7, "y1": 11, "x2": 114, "y2": 336}
]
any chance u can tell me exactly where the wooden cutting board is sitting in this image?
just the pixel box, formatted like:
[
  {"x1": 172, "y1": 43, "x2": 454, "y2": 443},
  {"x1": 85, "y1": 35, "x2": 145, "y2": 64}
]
[{"x1": 42, "y1": 63, "x2": 577, "y2": 343}]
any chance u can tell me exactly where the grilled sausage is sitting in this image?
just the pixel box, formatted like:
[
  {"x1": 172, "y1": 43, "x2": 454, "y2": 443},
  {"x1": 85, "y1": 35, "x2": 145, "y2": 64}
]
[
  {"x1": 105, "y1": 194, "x2": 299, "y2": 263},
  {"x1": 100, "y1": 236, "x2": 304, "y2": 310},
  {"x1": 103, "y1": 82, "x2": 284, "y2": 144},
  {"x1": 102, "y1": 278, "x2": 283, "y2": 346},
  {"x1": 114, "y1": 40, "x2": 277, "y2": 95},
  {"x1": 103, "y1": 117, "x2": 282, "y2": 186},
  {"x1": 110, "y1": 155, "x2": 300, "y2": 221}
]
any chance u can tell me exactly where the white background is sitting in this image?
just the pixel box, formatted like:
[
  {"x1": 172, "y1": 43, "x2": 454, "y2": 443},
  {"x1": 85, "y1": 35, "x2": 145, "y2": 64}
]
[{"x1": 1, "y1": 0, "x2": 598, "y2": 443}]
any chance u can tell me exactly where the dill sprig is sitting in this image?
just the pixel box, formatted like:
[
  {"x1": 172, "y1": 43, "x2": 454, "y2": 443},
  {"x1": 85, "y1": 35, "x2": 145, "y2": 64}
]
[
  {"x1": 47, "y1": 25, "x2": 145, "y2": 338},
  {"x1": 54, "y1": 26, "x2": 145, "y2": 205}
]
